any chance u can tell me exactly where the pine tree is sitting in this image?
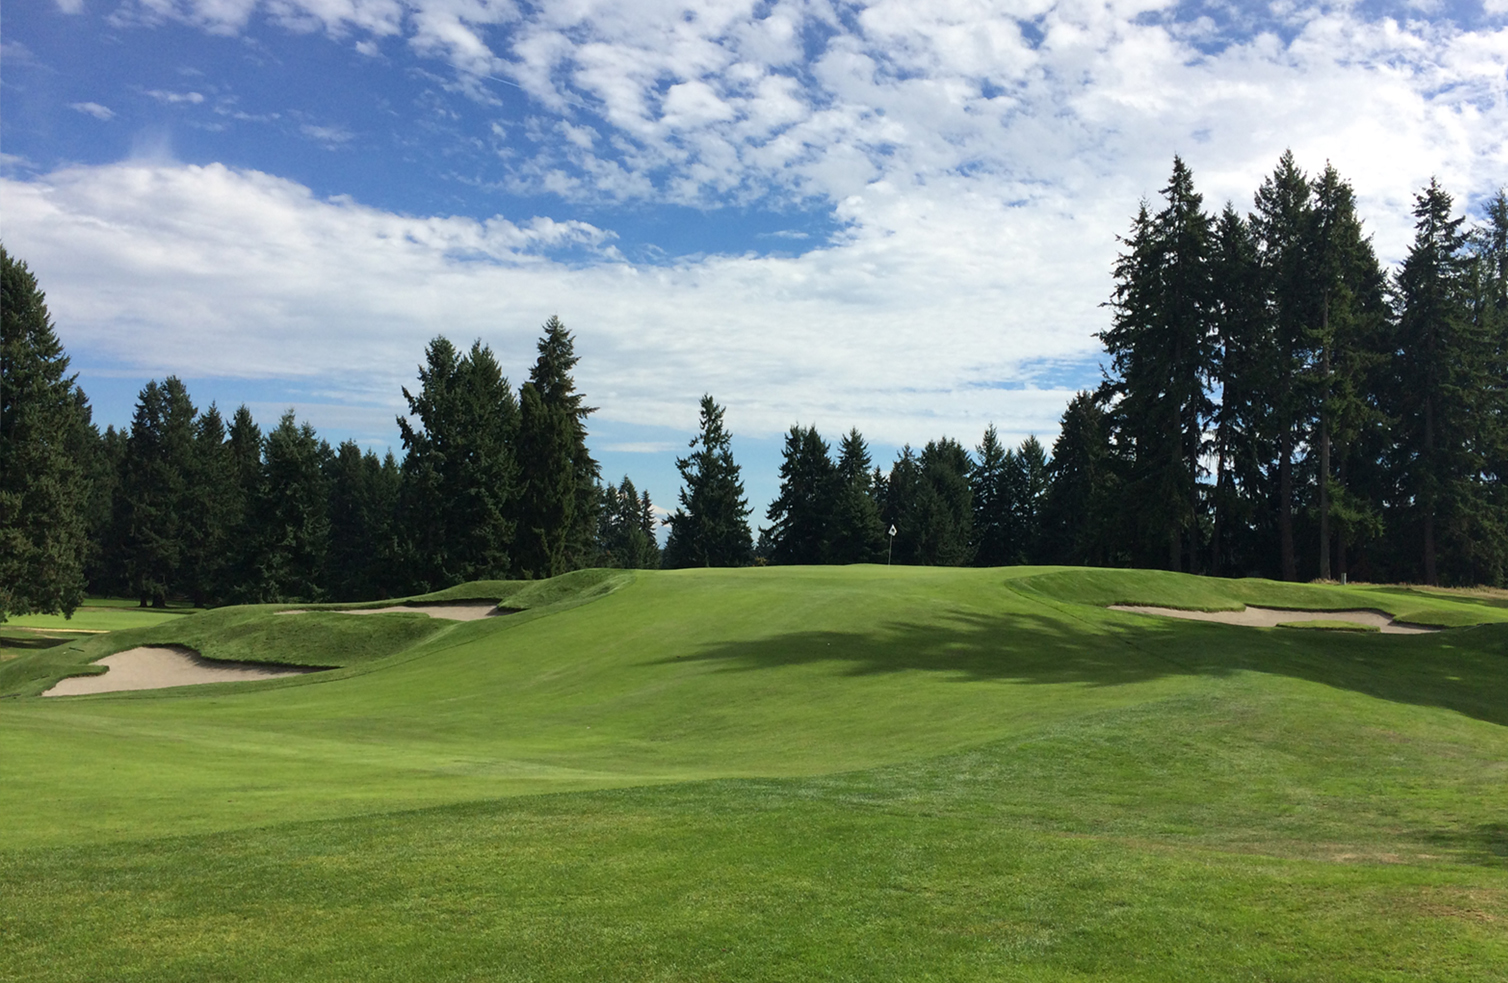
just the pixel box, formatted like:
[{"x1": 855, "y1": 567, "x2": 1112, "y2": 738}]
[
  {"x1": 913, "y1": 438, "x2": 974, "y2": 566},
  {"x1": 0, "y1": 247, "x2": 94, "y2": 620},
  {"x1": 1392, "y1": 180, "x2": 1490, "y2": 585},
  {"x1": 1039, "y1": 393, "x2": 1114, "y2": 565},
  {"x1": 182, "y1": 404, "x2": 241, "y2": 606},
  {"x1": 220, "y1": 405, "x2": 263, "y2": 601},
  {"x1": 397, "y1": 337, "x2": 519, "y2": 590},
  {"x1": 1100, "y1": 157, "x2": 1214, "y2": 570},
  {"x1": 828, "y1": 429, "x2": 886, "y2": 564},
  {"x1": 882, "y1": 445, "x2": 924, "y2": 564},
  {"x1": 766, "y1": 424, "x2": 837, "y2": 565},
  {"x1": 1012, "y1": 435, "x2": 1049, "y2": 563},
  {"x1": 113, "y1": 378, "x2": 197, "y2": 607},
  {"x1": 327, "y1": 441, "x2": 402, "y2": 600},
  {"x1": 971, "y1": 425, "x2": 1013, "y2": 566},
  {"x1": 664, "y1": 395, "x2": 753, "y2": 568},
  {"x1": 1251, "y1": 150, "x2": 1318, "y2": 580},
  {"x1": 251, "y1": 411, "x2": 331, "y2": 602},
  {"x1": 1309, "y1": 164, "x2": 1390, "y2": 582},
  {"x1": 598, "y1": 476, "x2": 661, "y2": 569},
  {"x1": 1207, "y1": 204, "x2": 1273, "y2": 576},
  {"x1": 515, "y1": 317, "x2": 599, "y2": 578}
]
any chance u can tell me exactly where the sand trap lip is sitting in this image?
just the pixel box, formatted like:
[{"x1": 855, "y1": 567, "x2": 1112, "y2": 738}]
[
  {"x1": 1108, "y1": 604, "x2": 1436, "y2": 635},
  {"x1": 276, "y1": 602, "x2": 502, "y2": 621},
  {"x1": 42, "y1": 645, "x2": 322, "y2": 696}
]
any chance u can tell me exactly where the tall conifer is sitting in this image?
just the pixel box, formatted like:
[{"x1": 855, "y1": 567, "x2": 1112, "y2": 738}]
[
  {"x1": 0, "y1": 247, "x2": 94, "y2": 620},
  {"x1": 664, "y1": 395, "x2": 753, "y2": 567}
]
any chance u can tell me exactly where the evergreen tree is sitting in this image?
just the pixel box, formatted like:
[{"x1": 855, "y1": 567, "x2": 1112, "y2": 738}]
[
  {"x1": 971, "y1": 425, "x2": 1013, "y2": 566},
  {"x1": 1011, "y1": 435, "x2": 1049, "y2": 563},
  {"x1": 664, "y1": 395, "x2": 753, "y2": 567},
  {"x1": 828, "y1": 429, "x2": 886, "y2": 564},
  {"x1": 220, "y1": 405, "x2": 263, "y2": 601},
  {"x1": 327, "y1": 441, "x2": 402, "y2": 600},
  {"x1": 181, "y1": 404, "x2": 241, "y2": 606},
  {"x1": 251, "y1": 411, "x2": 331, "y2": 602},
  {"x1": 913, "y1": 438, "x2": 974, "y2": 566},
  {"x1": 1100, "y1": 157, "x2": 1214, "y2": 570},
  {"x1": 882, "y1": 445, "x2": 924, "y2": 564},
  {"x1": 0, "y1": 247, "x2": 93, "y2": 620},
  {"x1": 1207, "y1": 204, "x2": 1274, "y2": 576},
  {"x1": 1308, "y1": 164, "x2": 1390, "y2": 582},
  {"x1": 1039, "y1": 393, "x2": 1114, "y2": 565},
  {"x1": 113, "y1": 378, "x2": 197, "y2": 607},
  {"x1": 1392, "y1": 180, "x2": 1492, "y2": 585},
  {"x1": 597, "y1": 476, "x2": 661, "y2": 569},
  {"x1": 515, "y1": 317, "x2": 599, "y2": 578},
  {"x1": 1251, "y1": 150, "x2": 1318, "y2": 580},
  {"x1": 82, "y1": 424, "x2": 126, "y2": 596},
  {"x1": 397, "y1": 337, "x2": 519, "y2": 591},
  {"x1": 765, "y1": 424, "x2": 837, "y2": 565}
]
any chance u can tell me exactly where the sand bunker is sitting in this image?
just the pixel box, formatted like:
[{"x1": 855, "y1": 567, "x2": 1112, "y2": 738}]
[
  {"x1": 42, "y1": 646, "x2": 321, "y2": 696},
  {"x1": 277, "y1": 602, "x2": 502, "y2": 621},
  {"x1": 1109, "y1": 605, "x2": 1436, "y2": 635}
]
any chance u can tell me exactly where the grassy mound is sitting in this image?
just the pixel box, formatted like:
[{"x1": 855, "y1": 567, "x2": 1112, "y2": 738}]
[
  {"x1": 1277, "y1": 619, "x2": 1381, "y2": 632},
  {"x1": 1013, "y1": 566, "x2": 1508, "y2": 627},
  {"x1": 0, "y1": 569, "x2": 634, "y2": 698},
  {"x1": 2, "y1": 565, "x2": 1506, "y2": 980}
]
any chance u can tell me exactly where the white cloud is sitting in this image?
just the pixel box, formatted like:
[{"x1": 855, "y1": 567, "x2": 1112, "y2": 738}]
[
  {"x1": 55, "y1": 0, "x2": 86, "y2": 13},
  {"x1": 300, "y1": 122, "x2": 356, "y2": 146},
  {"x1": 70, "y1": 102, "x2": 116, "y2": 120},
  {"x1": 0, "y1": 161, "x2": 1092, "y2": 444},
  {"x1": 145, "y1": 88, "x2": 207, "y2": 104}
]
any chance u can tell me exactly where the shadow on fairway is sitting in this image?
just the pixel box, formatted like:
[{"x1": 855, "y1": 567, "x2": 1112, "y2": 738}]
[{"x1": 672, "y1": 610, "x2": 1508, "y2": 729}]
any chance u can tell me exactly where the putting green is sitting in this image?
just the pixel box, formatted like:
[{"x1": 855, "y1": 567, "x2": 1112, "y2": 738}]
[{"x1": 3, "y1": 566, "x2": 1505, "y2": 980}]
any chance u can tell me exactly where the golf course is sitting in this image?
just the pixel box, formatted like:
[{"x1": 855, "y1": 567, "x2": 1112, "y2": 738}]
[{"x1": 2, "y1": 565, "x2": 1506, "y2": 981}]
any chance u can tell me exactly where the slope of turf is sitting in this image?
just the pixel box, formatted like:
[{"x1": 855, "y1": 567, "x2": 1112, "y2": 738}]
[{"x1": 2, "y1": 566, "x2": 1505, "y2": 980}]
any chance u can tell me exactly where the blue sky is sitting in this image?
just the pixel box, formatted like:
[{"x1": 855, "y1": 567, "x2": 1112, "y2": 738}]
[{"x1": 3, "y1": 0, "x2": 1506, "y2": 523}]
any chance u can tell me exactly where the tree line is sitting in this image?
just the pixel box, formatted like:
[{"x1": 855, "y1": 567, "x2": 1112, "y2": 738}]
[
  {"x1": 3, "y1": 155, "x2": 1503, "y2": 618},
  {"x1": 1, "y1": 253, "x2": 660, "y2": 617}
]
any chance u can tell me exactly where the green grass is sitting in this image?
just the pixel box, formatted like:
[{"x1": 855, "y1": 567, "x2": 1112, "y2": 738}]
[
  {"x1": 2, "y1": 565, "x2": 1506, "y2": 980},
  {"x1": 1278, "y1": 619, "x2": 1381, "y2": 632},
  {"x1": 3, "y1": 604, "x2": 191, "y2": 633}
]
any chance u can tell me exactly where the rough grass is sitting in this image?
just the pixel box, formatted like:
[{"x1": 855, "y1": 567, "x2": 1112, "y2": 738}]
[{"x1": 2, "y1": 565, "x2": 1506, "y2": 980}]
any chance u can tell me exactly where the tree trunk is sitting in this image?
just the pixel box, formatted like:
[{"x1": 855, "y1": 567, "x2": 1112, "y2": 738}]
[
  {"x1": 1212, "y1": 435, "x2": 1227, "y2": 577},
  {"x1": 1319, "y1": 299, "x2": 1332, "y2": 581},
  {"x1": 1279, "y1": 429, "x2": 1296, "y2": 581},
  {"x1": 1423, "y1": 392, "x2": 1438, "y2": 586}
]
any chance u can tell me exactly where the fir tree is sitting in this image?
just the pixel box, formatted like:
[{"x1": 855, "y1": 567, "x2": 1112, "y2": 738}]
[
  {"x1": 1100, "y1": 157, "x2": 1214, "y2": 571},
  {"x1": 0, "y1": 247, "x2": 94, "y2": 620},
  {"x1": 1251, "y1": 150, "x2": 1318, "y2": 580},
  {"x1": 828, "y1": 429, "x2": 886, "y2": 564},
  {"x1": 913, "y1": 438, "x2": 974, "y2": 566},
  {"x1": 1391, "y1": 180, "x2": 1487, "y2": 585},
  {"x1": 765, "y1": 424, "x2": 837, "y2": 565},
  {"x1": 516, "y1": 317, "x2": 599, "y2": 578},
  {"x1": 327, "y1": 441, "x2": 402, "y2": 600},
  {"x1": 182, "y1": 404, "x2": 240, "y2": 606},
  {"x1": 1039, "y1": 393, "x2": 1114, "y2": 566},
  {"x1": 882, "y1": 445, "x2": 923, "y2": 564},
  {"x1": 664, "y1": 395, "x2": 753, "y2": 567},
  {"x1": 113, "y1": 378, "x2": 197, "y2": 607},
  {"x1": 971, "y1": 425, "x2": 1013, "y2": 566},
  {"x1": 397, "y1": 337, "x2": 519, "y2": 590},
  {"x1": 251, "y1": 411, "x2": 331, "y2": 602},
  {"x1": 598, "y1": 476, "x2": 661, "y2": 569}
]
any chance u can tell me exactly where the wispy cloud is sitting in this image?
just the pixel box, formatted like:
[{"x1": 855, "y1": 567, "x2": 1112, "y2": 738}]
[
  {"x1": 144, "y1": 89, "x2": 206, "y2": 104},
  {"x1": 300, "y1": 123, "x2": 355, "y2": 148},
  {"x1": 70, "y1": 101, "x2": 116, "y2": 120}
]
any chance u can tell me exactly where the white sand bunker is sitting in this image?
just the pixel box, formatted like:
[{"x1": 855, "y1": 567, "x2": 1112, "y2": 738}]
[
  {"x1": 277, "y1": 602, "x2": 501, "y2": 621},
  {"x1": 1109, "y1": 605, "x2": 1436, "y2": 635},
  {"x1": 43, "y1": 646, "x2": 320, "y2": 697}
]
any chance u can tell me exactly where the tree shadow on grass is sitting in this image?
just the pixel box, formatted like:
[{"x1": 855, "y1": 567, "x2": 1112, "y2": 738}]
[{"x1": 665, "y1": 609, "x2": 1508, "y2": 729}]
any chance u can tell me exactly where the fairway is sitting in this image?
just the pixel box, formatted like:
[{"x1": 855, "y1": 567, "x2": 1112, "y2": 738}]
[{"x1": 3, "y1": 566, "x2": 1506, "y2": 981}]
